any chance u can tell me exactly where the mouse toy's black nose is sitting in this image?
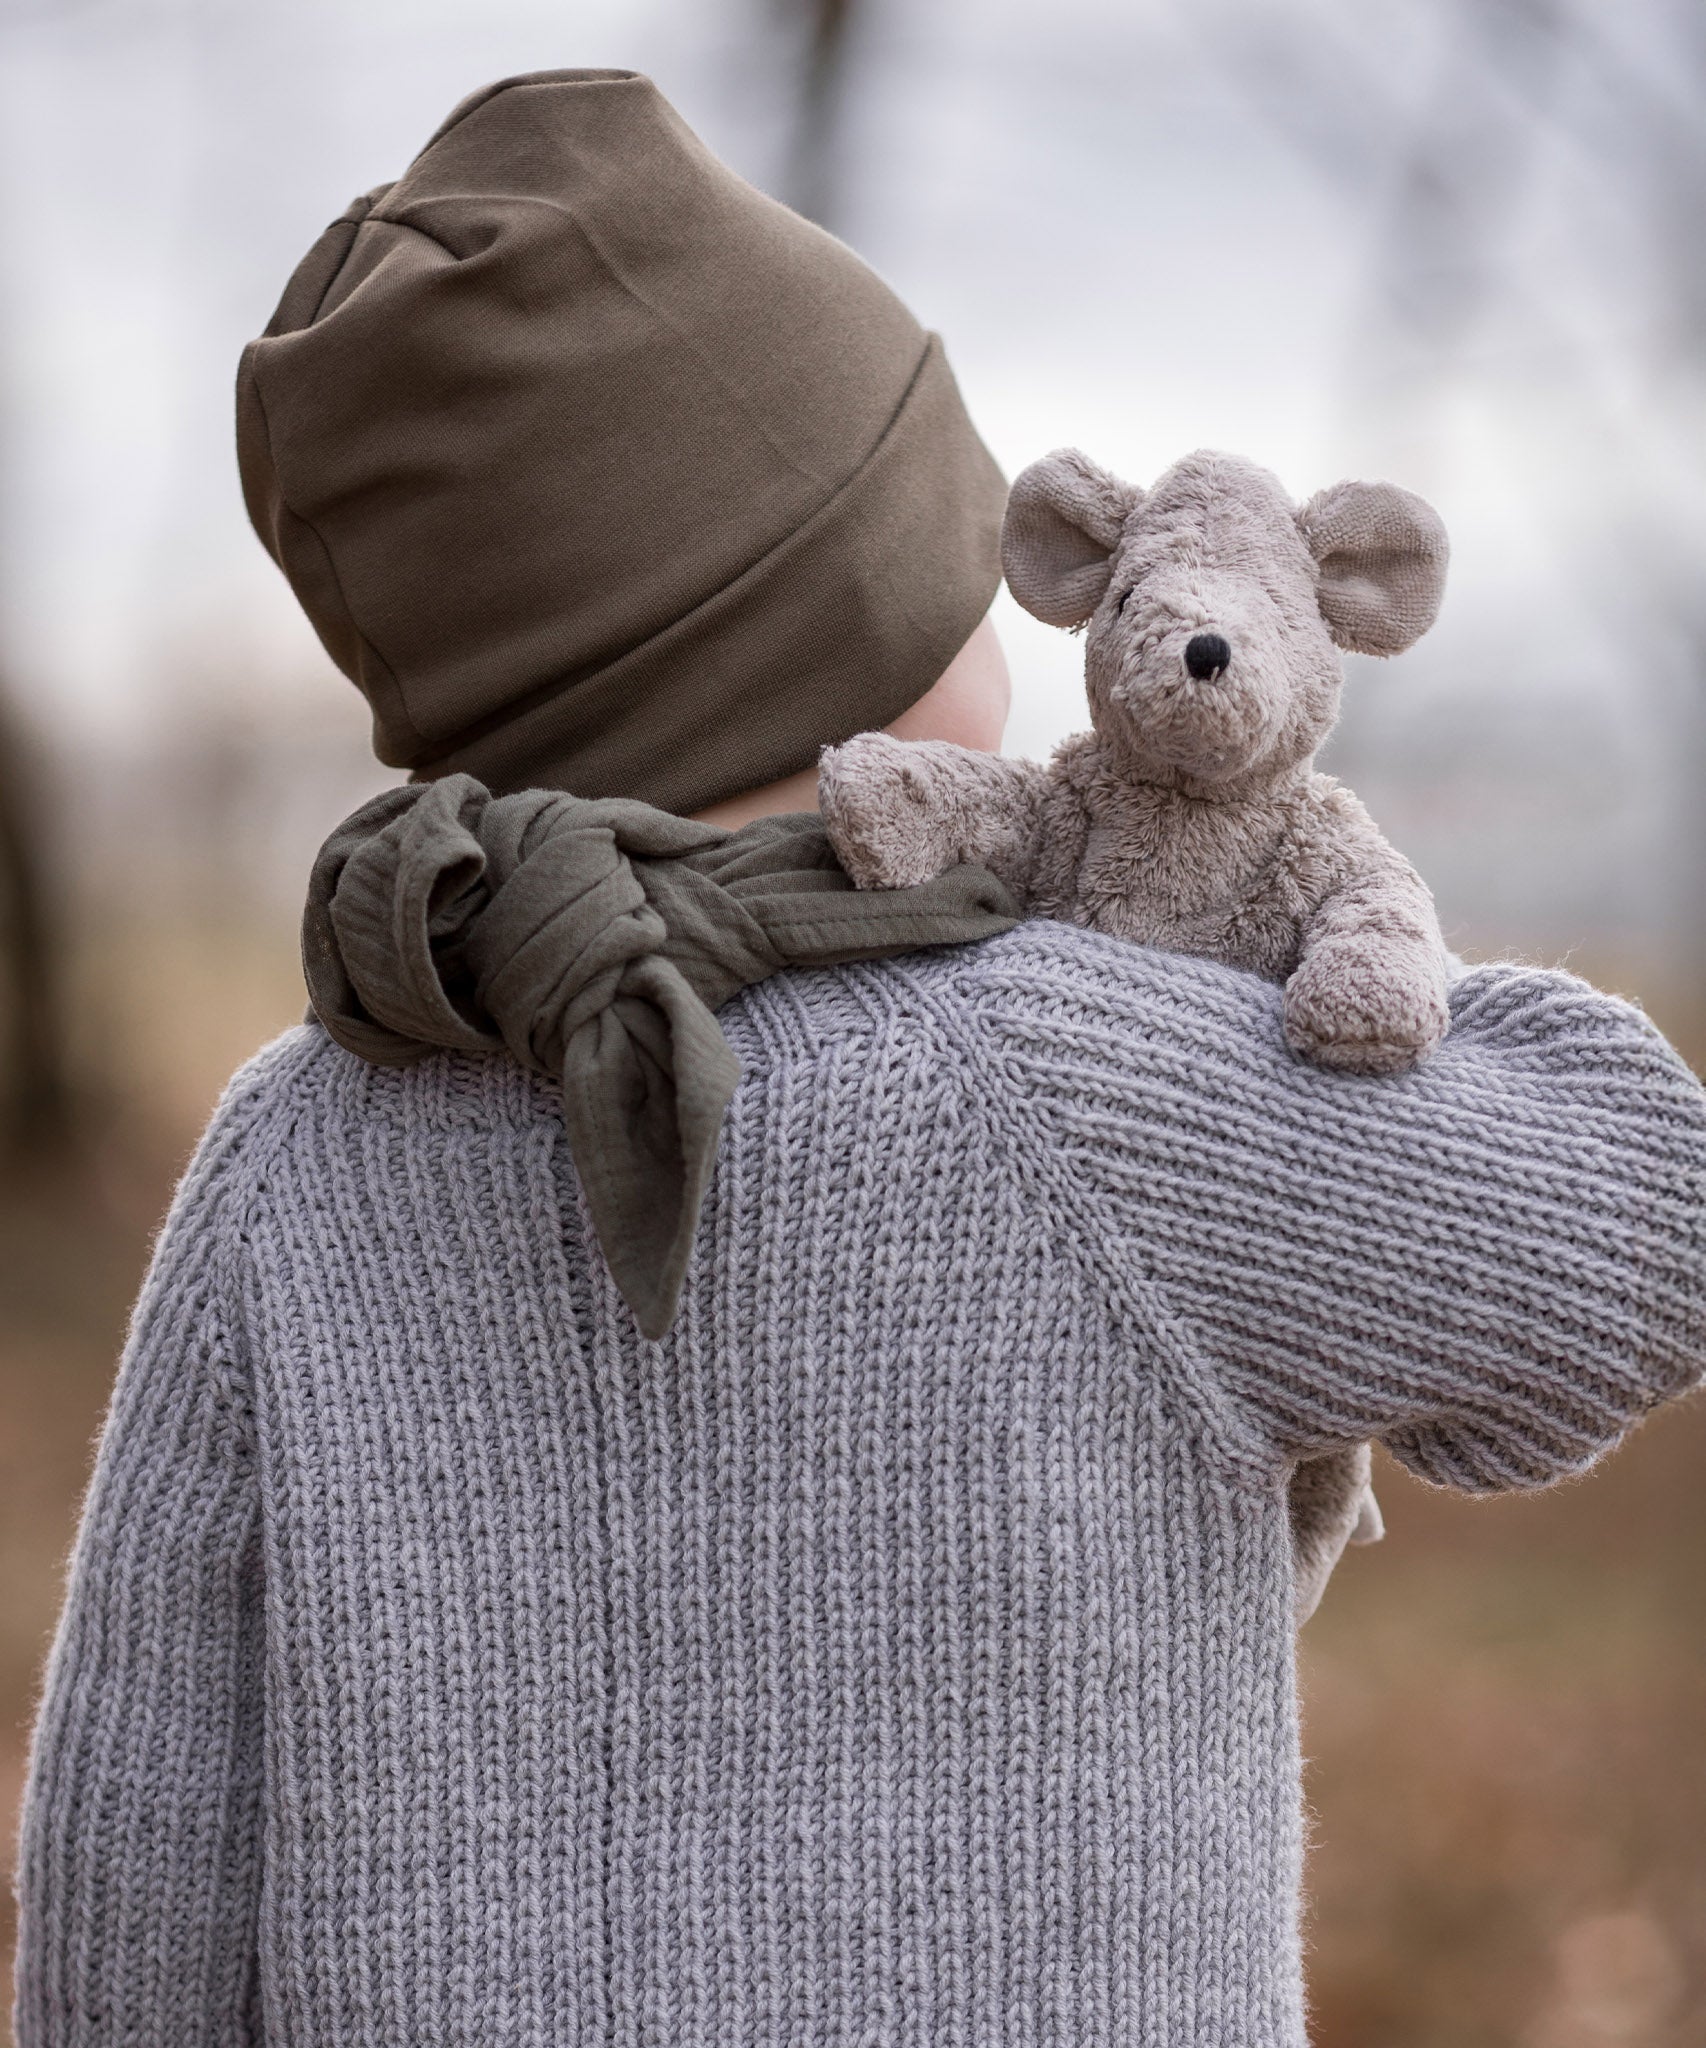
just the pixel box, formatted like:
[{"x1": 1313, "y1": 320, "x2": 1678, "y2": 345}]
[{"x1": 1184, "y1": 632, "x2": 1232, "y2": 680}]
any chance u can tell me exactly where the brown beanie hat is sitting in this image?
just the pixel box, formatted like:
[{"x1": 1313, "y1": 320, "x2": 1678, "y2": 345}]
[{"x1": 237, "y1": 68, "x2": 1007, "y2": 816}]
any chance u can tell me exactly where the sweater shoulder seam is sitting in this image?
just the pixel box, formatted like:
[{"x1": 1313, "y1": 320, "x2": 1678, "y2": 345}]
[
  {"x1": 201, "y1": 1027, "x2": 344, "y2": 1442},
  {"x1": 886, "y1": 948, "x2": 1282, "y2": 1490}
]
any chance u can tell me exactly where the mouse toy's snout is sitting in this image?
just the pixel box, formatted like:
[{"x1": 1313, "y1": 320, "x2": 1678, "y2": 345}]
[{"x1": 1184, "y1": 631, "x2": 1232, "y2": 681}]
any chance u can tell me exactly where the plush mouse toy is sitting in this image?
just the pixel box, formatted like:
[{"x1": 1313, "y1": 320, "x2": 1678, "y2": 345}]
[{"x1": 819, "y1": 447, "x2": 1455, "y2": 1613}]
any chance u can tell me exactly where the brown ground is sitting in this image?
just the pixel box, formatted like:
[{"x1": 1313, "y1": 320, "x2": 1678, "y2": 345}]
[{"x1": 2, "y1": 923, "x2": 1701, "y2": 2044}]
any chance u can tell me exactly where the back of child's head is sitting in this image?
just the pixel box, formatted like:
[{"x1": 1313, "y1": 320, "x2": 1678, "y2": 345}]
[{"x1": 238, "y1": 69, "x2": 1005, "y2": 817}]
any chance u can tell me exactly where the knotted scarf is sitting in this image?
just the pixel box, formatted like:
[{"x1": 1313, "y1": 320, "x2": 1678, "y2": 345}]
[{"x1": 303, "y1": 774, "x2": 1019, "y2": 1338}]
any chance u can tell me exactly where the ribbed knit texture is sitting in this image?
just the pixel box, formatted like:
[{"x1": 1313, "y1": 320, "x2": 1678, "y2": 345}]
[{"x1": 14, "y1": 922, "x2": 1706, "y2": 2047}]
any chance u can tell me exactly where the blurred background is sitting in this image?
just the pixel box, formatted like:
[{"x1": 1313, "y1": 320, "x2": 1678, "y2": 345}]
[{"x1": 0, "y1": 0, "x2": 1702, "y2": 2040}]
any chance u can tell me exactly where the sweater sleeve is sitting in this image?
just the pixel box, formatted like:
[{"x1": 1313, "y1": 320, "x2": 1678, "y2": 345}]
[
  {"x1": 981, "y1": 937, "x2": 1706, "y2": 1494},
  {"x1": 12, "y1": 1082, "x2": 267, "y2": 2046}
]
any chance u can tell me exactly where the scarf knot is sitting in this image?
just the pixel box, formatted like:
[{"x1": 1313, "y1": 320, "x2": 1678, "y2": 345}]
[{"x1": 303, "y1": 774, "x2": 1018, "y2": 1336}]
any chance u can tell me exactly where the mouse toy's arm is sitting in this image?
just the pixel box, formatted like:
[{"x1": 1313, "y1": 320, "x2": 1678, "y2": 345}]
[
  {"x1": 1283, "y1": 780, "x2": 1451, "y2": 1077},
  {"x1": 819, "y1": 732, "x2": 1053, "y2": 901}
]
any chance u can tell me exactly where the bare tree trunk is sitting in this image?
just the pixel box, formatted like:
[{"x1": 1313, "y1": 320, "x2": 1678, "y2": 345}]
[
  {"x1": 775, "y1": 0, "x2": 859, "y2": 230},
  {"x1": 0, "y1": 690, "x2": 70, "y2": 1147}
]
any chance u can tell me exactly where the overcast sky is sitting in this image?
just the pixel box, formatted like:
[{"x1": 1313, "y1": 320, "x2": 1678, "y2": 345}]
[{"x1": 0, "y1": 0, "x2": 1360, "y2": 754}]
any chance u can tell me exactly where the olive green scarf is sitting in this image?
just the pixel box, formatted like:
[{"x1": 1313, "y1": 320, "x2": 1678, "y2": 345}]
[{"x1": 303, "y1": 774, "x2": 1018, "y2": 1338}]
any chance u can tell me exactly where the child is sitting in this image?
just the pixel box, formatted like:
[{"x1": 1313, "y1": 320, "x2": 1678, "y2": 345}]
[{"x1": 14, "y1": 69, "x2": 1705, "y2": 2048}]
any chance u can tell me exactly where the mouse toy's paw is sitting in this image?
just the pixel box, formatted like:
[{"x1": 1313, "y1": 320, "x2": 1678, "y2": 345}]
[
  {"x1": 818, "y1": 731, "x2": 961, "y2": 891},
  {"x1": 1283, "y1": 934, "x2": 1450, "y2": 1077}
]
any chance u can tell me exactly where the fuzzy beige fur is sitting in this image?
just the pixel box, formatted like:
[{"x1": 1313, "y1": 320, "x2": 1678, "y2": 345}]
[{"x1": 820, "y1": 447, "x2": 1454, "y2": 1610}]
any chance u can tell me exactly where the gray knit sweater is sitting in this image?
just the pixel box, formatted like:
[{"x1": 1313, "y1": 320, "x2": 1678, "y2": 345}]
[{"x1": 14, "y1": 923, "x2": 1705, "y2": 2048}]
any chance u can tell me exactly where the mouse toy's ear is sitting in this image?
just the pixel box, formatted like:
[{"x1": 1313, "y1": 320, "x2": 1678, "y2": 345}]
[
  {"x1": 1297, "y1": 479, "x2": 1449, "y2": 656},
  {"x1": 1001, "y1": 449, "x2": 1143, "y2": 629}
]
